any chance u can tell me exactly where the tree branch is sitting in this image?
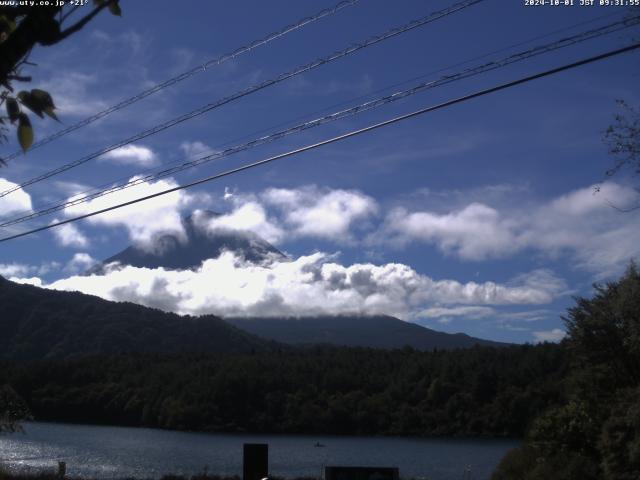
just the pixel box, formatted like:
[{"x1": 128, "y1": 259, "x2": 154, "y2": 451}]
[
  {"x1": 57, "y1": 2, "x2": 109, "y2": 42},
  {"x1": 0, "y1": 7, "x2": 61, "y2": 84},
  {"x1": 60, "y1": 4, "x2": 81, "y2": 25},
  {"x1": 6, "y1": 75, "x2": 31, "y2": 82}
]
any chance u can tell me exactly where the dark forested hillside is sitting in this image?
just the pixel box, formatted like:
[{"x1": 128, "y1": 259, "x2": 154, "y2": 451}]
[
  {"x1": 0, "y1": 276, "x2": 271, "y2": 360},
  {"x1": 0, "y1": 343, "x2": 566, "y2": 437},
  {"x1": 0, "y1": 276, "x2": 507, "y2": 359}
]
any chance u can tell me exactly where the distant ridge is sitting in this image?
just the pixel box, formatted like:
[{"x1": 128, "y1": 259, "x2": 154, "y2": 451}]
[
  {"x1": 0, "y1": 273, "x2": 506, "y2": 360},
  {"x1": 227, "y1": 315, "x2": 508, "y2": 350}
]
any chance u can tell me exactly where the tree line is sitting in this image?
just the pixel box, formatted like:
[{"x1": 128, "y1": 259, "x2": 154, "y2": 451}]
[
  {"x1": 0, "y1": 342, "x2": 565, "y2": 438},
  {"x1": 493, "y1": 263, "x2": 640, "y2": 479}
]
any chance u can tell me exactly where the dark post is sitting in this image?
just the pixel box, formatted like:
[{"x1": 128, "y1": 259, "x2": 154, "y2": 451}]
[{"x1": 243, "y1": 443, "x2": 268, "y2": 480}]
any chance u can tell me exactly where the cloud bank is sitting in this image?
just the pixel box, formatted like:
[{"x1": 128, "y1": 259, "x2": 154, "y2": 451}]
[
  {"x1": 46, "y1": 251, "x2": 564, "y2": 320},
  {"x1": 191, "y1": 185, "x2": 377, "y2": 245},
  {"x1": 51, "y1": 179, "x2": 637, "y2": 279},
  {"x1": 380, "y1": 182, "x2": 640, "y2": 277}
]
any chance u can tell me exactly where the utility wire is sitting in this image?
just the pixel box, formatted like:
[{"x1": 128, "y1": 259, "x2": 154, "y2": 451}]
[
  {"x1": 0, "y1": 0, "x2": 361, "y2": 163},
  {"x1": 3, "y1": 8, "x2": 629, "y2": 221},
  {"x1": 0, "y1": 0, "x2": 484, "y2": 198},
  {"x1": 1, "y1": 14, "x2": 637, "y2": 228},
  {"x1": 202, "y1": 8, "x2": 629, "y2": 153},
  {"x1": 2, "y1": 42, "x2": 638, "y2": 244}
]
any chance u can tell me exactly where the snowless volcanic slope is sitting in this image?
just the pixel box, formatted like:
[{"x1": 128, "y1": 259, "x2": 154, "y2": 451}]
[
  {"x1": 87, "y1": 211, "x2": 285, "y2": 273},
  {"x1": 227, "y1": 315, "x2": 509, "y2": 351}
]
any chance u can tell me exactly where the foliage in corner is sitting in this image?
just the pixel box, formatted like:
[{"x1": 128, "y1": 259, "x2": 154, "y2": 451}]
[
  {"x1": 604, "y1": 100, "x2": 640, "y2": 179},
  {"x1": 0, "y1": 0, "x2": 121, "y2": 165},
  {"x1": 492, "y1": 263, "x2": 640, "y2": 480}
]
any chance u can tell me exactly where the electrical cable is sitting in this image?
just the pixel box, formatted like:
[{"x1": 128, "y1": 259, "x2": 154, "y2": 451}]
[
  {"x1": 1, "y1": 14, "x2": 637, "y2": 228},
  {"x1": 1, "y1": 41, "x2": 637, "y2": 244},
  {"x1": 0, "y1": 0, "x2": 362, "y2": 163},
  {"x1": 0, "y1": 0, "x2": 484, "y2": 197}
]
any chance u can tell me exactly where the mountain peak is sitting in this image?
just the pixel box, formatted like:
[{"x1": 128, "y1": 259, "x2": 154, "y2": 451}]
[{"x1": 87, "y1": 210, "x2": 285, "y2": 274}]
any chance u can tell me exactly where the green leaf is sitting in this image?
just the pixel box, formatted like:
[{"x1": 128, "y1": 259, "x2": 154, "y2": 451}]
[
  {"x1": 31, "y1": 89, "x2": 56, "y2": 109},
  {"x1": 17, "y1": 113, "x2": 33, "y2": 152},
  {"x1": 17, "y1": 91, "x2": 44, "y2": 118},
  {"x1": 43, "y1": 106, "x2": 59, "y2": 122},
  {"x1": 0, "y1": 15, "x2": 16, "y2": 41},
  {"x1": 6, "y1": 97, "x2": 19, "y2": 122},
  {"x1": 108, "y1": 1, "x2": 122, "y2": 16}
]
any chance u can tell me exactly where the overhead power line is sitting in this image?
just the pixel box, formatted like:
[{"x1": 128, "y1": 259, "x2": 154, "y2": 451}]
[
  {"x1": 2, "y1": 41, "x2": 638, "y2": 244},
  {"x1": 0, "y1": 0, "x2": 484, "y2": 198},
  {"x1": 2, "y1": 14, "x2": 637, "y2": 228},
  {"x1": 0, "y1": 0, "x2": 362, "y2": 163}
]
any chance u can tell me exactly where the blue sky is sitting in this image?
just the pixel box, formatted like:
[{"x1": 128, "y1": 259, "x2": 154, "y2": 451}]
[{"x1": 0, "y1": 0, "x2": 639, "y2": 343}]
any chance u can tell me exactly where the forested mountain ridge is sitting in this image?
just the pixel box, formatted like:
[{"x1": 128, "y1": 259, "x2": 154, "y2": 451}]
[
  {"x1": 0, "y1": 275, "x2": 273, "y2": 360},
  {"x1": 227, "y1": 315, "x2": 507, "y2": 350},
  {"x1": 0, "y1": 276, "x2": 505, "y2": 359}
]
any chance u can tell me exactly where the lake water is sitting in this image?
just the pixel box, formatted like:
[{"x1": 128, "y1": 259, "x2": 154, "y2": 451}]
[{"x1": 0, "y1": 422, "x2": 518, "y2": 480}]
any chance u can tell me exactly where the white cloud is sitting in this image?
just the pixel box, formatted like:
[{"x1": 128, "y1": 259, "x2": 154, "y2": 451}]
[
  {"x1": 533, "y1": 328, "x2": 566, "y2": 343},
  {"x1": 90, "y1": 30, "x2": 146, "y2": 57},
  {"x1": 39, "y1": 71, "x2": 108, "y2": 117},
  {"x1": 180, "y1": 141, "x2": 212, "y2": 160},
  {"x1": 419, "y1": 306, "x2": 496, "y2": 320},
  {"x1": 47, "y1": 252, "x2": 564, "y2": 319},
  {"x1": 223, "y1": 187, "x2": 235, "y2": 200},
  {"x1": 50, "y1": 220, "x2": 89, "y2": 248},
  {"x1": 201, "y1": 186, "x2": 377, "y2": 245},
  {"x1": 522, "y1": 182, "x2": 640, "y2": 278},
  {"x1": 506, "y1": 269, "x2": 569, "y2": 298},
  {"x1": 0, "y1": 261, "x2": 60, "y2": 279},
  {"x1": 379, "y1": 182, "x2": 640, "y2": 277},
  {"x1": 64, "y1": 253, "x2": 97, "y2": 274},
  {"x1": 53, "y1": 181, "x2": 92, "y2": 196},
  {"x1": 382, "y1": 203, "x2": 517, "y2": 260},
  {"x1": 261, "y1": 186, "x2": 378, "y2": 241},
  {"x1": 63, "y1": 177, "x2": 203, "y2": 251},
  {"x1": 0, "y1": 178, "x2": 33, "y2": 218},
  {"x1": 418, "y1": 305, "x2": 557, "y2": 327},
  {"x1": 102, "y1": 145, "x2": 157, "y2": 167},
  {"x1": 9, "y1": 277, "x2": 43, "y2": 287},
  {"x1": 498, "y1": 309, "x2": 555, "y2": 323},
  {"x1": 0, "y1": 263, "x2": 33, "y2": 277},
  {"x1": 195, "y1": 204, "x2": 283, "y2": 244},
  {"x1": 548, "y1": 182, "x2": 636, "y2": 216}
]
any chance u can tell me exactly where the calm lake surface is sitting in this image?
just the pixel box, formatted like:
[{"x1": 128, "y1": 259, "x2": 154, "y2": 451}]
[{"x1": 0, "y1": 422, "x2": 518, "y2": 480}]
